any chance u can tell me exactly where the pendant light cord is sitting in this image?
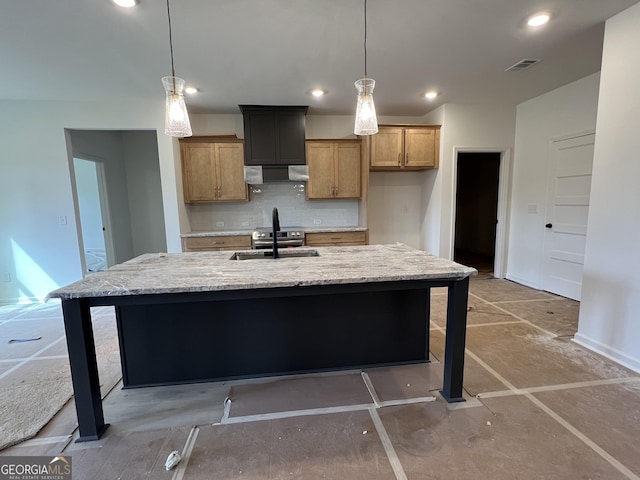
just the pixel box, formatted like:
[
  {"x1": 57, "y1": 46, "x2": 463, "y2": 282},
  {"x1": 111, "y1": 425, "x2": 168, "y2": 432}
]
[
  {"x1": 363, "y1": 0, "x2": 368, "y2": 79},
  {"x1": 166, "y1": 0, "x2": 176, "y2": 90}
]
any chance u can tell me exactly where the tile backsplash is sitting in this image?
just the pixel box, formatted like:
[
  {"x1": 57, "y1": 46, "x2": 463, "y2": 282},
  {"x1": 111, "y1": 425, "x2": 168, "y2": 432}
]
[{"x1": 187, "y1": 183, "x2": 360, "y2": 231}]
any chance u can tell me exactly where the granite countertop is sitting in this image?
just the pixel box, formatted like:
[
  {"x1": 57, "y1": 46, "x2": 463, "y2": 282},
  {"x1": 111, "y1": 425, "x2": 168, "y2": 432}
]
[
  {"x1": 47, "y1": 244, "x2": 476, "y2": 300},
  {"x1": 181, "y1": 226, "x2": 368, "y2": 238}
]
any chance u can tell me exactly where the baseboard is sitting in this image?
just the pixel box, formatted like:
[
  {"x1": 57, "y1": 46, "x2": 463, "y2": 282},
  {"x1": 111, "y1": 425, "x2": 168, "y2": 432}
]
[
  {"x1": 573, "y1": 333, "x2": 640, "y2": 375},
  {"x1": 504, "y1": 274, "x2": 541, "y2": 291}
]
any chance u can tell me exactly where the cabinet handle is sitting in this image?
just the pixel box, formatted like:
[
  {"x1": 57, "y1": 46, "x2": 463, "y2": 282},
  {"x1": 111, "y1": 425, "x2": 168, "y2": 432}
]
[
  {"x1": 398, "y1": 153, "x2": 402, "y2": 166},
  {"x1": 335, "y1": 185, "x2": 338, "y2": 196},
  {"x1": 405, "y1": 152, "x2": 408, "y2": 164}
]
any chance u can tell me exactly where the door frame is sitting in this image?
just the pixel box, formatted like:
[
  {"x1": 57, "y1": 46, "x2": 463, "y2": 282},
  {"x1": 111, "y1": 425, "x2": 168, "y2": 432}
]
[
  {"x1": 69, "y1": 154, "x2": 116, "y2": 276},
  {"x1": 450, "y1": 147, "x2": 512, "y2": 278}
]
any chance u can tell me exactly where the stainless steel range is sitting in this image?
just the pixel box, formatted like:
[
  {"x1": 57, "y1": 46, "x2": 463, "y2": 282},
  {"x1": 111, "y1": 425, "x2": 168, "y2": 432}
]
[{"x1": 251, "y1": 227, "x2": 305, "y2": 249}]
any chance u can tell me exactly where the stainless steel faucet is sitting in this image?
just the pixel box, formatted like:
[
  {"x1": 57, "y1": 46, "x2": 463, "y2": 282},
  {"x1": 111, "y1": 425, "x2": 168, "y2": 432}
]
[{"x1": 272, "y1": 207, "x2": 280, "y2": 259}]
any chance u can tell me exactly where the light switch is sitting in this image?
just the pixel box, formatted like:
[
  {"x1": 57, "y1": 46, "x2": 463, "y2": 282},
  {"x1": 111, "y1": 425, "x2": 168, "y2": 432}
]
[
  {"x1": 527, "y1": 204, "x2": 537, "y2": 214},
  {"x1": 58, "y1": 215, "x2": 68, "y2": 225}
]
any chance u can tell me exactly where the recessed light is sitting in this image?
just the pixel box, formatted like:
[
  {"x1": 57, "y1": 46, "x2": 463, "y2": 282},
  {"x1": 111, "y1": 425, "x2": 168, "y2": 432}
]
[
  {"x1": 310, "y1": 89, "x2": 325, "y2": 97},
  {"x1": 185, "y1": 87, "x2": 199, "y2": 95},
  {"x1": 112, "y1": 0, "x2": 138, "y2": 7},
  {"x1": 527, "y1": 13, "x2": 550, "y2": 27},
  {"x1": 424, "y1": 91, "x2": 438, "y2": 100}
]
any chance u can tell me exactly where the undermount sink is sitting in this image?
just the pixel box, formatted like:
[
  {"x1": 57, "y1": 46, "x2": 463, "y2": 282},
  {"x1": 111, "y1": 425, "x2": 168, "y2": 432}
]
[{"x1": 230, "y1": 249, "x2": 320, "y2": 261}]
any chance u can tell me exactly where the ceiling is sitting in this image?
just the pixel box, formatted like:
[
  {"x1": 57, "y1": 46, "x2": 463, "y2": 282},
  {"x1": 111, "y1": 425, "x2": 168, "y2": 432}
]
[{"x1": 2, "y1": 0, "x2": 638, "y2": 116}]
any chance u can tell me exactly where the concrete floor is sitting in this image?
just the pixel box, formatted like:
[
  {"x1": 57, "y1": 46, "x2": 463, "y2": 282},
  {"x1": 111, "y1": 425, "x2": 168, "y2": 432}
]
[{"x1": 2, "y1": 278, "x2": 640, "y2": 479}]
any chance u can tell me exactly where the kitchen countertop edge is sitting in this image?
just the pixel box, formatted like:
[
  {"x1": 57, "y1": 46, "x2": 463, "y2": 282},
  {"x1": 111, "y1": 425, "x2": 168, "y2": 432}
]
[{"x1": 48, "y1": 244, "x2": 476, "y2": 300}]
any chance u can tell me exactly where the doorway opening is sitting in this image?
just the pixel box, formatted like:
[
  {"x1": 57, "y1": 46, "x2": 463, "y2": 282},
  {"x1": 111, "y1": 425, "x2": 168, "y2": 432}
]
[
  {"x1": 453, "y1": 152, "x2": 501, "y2": 277},
  {"x1": 66, "y1": 129, "x2": 167, "y2": 279},
  {"x1": 73, "y1": 157, "x2": 114, "y2": 274}
]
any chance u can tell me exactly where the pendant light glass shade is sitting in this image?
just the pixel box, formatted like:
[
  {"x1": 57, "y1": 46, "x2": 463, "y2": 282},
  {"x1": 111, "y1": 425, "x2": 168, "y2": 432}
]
[
  {"x1": 162, "y1": 76, "x2": 192, "y2": 138},
  {"x1": 354, "y1": 78, "x2": 378, "y2": 135}
]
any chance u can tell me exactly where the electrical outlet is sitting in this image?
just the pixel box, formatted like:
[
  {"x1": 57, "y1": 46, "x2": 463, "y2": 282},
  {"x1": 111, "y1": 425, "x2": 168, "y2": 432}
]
[
  {"x1": 241, "y1": 221, "x2": 250, "y2": 227},
  {"x1": 215, "y1": 221, "x2": 225, "y2": 228},
  {"x1": 58, "y1": 215, "x2": 68, "y2": 225},
  {"x1": 2, "y1": 272, "x2": 10, "y2": 283},
  {"x1": 313, "y1": 219, "x2": 322, "y2": 225}
]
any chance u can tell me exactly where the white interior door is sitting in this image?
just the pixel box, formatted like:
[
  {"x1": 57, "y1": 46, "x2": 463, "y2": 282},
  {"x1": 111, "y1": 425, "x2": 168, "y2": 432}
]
[{"x1": 542, "y1": 133, "x2": 595, "y2": 300}]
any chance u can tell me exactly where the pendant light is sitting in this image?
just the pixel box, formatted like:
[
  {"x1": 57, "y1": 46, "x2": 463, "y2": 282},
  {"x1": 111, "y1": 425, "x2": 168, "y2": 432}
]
[
  {"x1": 162, "y1": 0, "x2": 192, "y2": 137},
  {"x1": 353, "y1": 0, "x2": 378, "y2": 136}
]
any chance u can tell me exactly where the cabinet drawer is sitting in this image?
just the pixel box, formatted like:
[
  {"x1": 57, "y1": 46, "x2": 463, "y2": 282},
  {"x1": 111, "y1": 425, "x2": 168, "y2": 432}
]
[
  {"x1": 305, "y1": 231, "x2": 367, "y2": 246},
  {"x1": 182, "y1": 235, "x2": 251, "y2": 252}
]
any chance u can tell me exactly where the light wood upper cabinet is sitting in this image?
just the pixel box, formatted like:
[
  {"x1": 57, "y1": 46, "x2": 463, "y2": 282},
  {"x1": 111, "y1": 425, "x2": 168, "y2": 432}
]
[
  {"x1": 215, "y1": 143, "x2": 247, "y2": 201},
  {"x1": 180, "y1": 138, "x2": 248, "y2": 203},
  {"x1": 370, "y1": 125, "x2": 440, "y2": 170},
  {"x1": 307, "y1": 140, "x2": 361, "y2": 199},
  {"x1": 369, "y1": 128, "x2": 404, "y2": 168}
]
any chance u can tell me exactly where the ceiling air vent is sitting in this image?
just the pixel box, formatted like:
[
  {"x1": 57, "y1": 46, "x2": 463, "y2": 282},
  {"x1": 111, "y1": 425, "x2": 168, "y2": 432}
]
[{"x1": 505, "y1": 59, "x2": 540, "y2": 72}]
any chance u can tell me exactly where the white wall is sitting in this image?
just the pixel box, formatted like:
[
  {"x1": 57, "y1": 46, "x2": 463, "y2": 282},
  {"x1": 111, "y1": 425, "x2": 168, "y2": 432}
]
[
  {"x1": 369, "y1": 171, "x2": 427, "y2": 248},
  {"x1": 507, "y1": 74, "x2": 600, "y2": 288},
  {"x1": 419, "y1": 107, "x2": 445, "y2": 254},
  {"x1": 122, "y1": 131, "x2": 168, "y2": 256},
  {"x1": 0, "y1": 100, "x2": 180, "y2": 304},
  {"x1": 427, "y1": 104, "x2": 517, "y2": 258},
  {"x1": 575, "y1": 3, "x2": 640, "y2": 372}
]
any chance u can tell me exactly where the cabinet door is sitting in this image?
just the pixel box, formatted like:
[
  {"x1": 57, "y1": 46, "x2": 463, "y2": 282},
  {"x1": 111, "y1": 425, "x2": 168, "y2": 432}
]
[
  {"x1": 243, "y1": 111, "x2": 276, "y2": 165},
  {"x1": 305, "y1": 231, "x2": 368, "y2": 246},
  {"x1": 182, "y1": 144, "x2": 217, "y2": 202},
  {"x1": 277, "y1": 111, "x2": 306, "y2": 165},
  {"x1": 370, "y1": 127, "x2": 403, "y2": 168},
  {"x1": 404, "y1": 128, "x2": 436, "y2": 168},
  {"x1": 182, "y1": 235, "x2": 252, "y2": 252},
  {"x1": 335, "y1": 143, "x2": 361, "y2": 198},
  {"x1": 216, "y1": 143, "x2": 248, "y2": 202},
  {"x1": 306, "y1": 142, "x2": 335, "y2": 199}
]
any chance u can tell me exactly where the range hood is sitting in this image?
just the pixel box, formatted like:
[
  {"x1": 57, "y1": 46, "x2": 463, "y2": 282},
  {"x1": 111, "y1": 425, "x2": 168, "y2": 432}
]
[
  {"x1": 244, "y1": 164, "x2": 309, "y2": 183},
  {"x1": 240, "y1": 105, "x2": 308, "y2": 183}
]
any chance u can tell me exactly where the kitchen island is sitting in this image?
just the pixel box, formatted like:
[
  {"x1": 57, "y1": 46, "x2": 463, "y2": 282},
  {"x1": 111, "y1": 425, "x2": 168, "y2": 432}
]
[{"x1": 48, "y1": 244, "x2": 476, "y2": 442}]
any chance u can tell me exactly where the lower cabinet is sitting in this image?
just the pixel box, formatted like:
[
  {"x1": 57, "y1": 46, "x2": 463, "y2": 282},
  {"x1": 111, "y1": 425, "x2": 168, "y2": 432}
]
[
  {"x1": 182, "y1": 235, "x2": 251, "y2": 252},
  {"x1": 305, "y1": 231, "x2": 368, "y2": 247}
]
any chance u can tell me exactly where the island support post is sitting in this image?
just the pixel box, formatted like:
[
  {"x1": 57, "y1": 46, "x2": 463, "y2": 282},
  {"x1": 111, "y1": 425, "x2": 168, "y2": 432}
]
[
  {"x1": 61, "y1": 298, "x2": 109, "y2": 441},
  {"x1": 440, "y1": 275, "x2": 470, "y2": 402}
]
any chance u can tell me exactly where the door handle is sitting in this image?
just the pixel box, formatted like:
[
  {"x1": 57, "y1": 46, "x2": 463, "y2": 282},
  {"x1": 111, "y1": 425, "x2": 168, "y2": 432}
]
[{"x1": 545, "y1": 223, "x2": 553, "y2": 229}]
